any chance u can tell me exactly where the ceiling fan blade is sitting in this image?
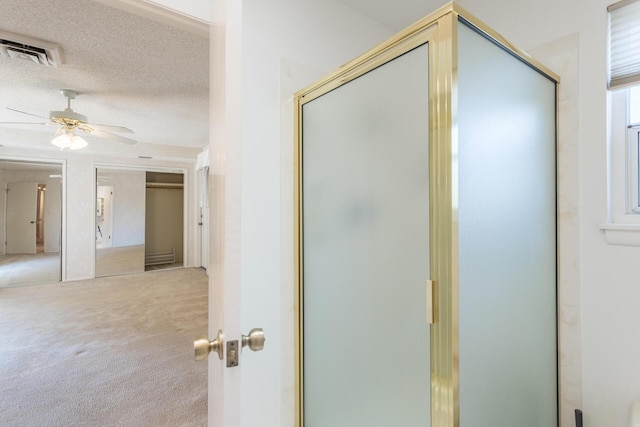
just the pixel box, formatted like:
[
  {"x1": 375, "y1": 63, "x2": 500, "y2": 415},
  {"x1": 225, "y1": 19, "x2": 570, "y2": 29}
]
[
  {"x1": 0, "y1": 121, "x2": 50, "y2": 125},
  {"x1": 84, "y1": 128, "x2": 137, "y2": 145},
  {"x1": 6, "y1": 107, "x2": 49, "y2": 120},
  {"x1": 86, "y1": 122, "x2": 134, "y2": 134}
]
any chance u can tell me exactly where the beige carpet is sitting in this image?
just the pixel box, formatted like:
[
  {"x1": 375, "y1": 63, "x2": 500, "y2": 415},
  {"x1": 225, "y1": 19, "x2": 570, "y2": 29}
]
[
  {"x1": 95, "y1": 245, "x2": 146, "y2": 277},
  {"x1": 0, "y1": 268, "x2": 208, "y2": 426},
  {"x1": 0, "y1": 252, "x2": 61, "y2": 288}
]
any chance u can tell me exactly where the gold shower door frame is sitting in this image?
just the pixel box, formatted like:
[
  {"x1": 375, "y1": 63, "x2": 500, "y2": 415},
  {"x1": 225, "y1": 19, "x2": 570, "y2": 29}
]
[{"x1": 293, "y1": 2, "x2": 560, "y2": 426}]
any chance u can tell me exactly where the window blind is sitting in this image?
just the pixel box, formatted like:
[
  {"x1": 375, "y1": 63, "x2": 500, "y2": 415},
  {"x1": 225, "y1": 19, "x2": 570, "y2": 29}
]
[{"x1": 609, "y1": 0, "x2": 640, "y2": 89}]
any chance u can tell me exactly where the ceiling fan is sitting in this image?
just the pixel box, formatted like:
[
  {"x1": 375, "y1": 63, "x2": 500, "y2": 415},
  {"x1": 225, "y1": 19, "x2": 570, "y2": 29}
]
[{"x1": 0, "y1": 89, "x2": 136, "y2": 149}]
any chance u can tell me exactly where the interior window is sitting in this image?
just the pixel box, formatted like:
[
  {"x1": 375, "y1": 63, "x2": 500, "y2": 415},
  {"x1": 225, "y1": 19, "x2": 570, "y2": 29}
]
[
  {"x1": 629, "y1": 86, "x2": 640, "y2": 212},
  {"x1": 630, "y1": 86, "x2": 640, "y2": 124},
  {"x1": 602, "y1": 0, "x2": 640, "y2": 243}
]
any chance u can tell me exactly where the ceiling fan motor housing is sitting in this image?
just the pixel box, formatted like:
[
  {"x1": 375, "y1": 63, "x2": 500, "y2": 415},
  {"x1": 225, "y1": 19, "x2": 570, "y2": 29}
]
[
  {"x1": 50, "y1": 89, "x2": 87, "y2": 125},
  {"x1": 50, "y1": 108, "x2": 88, "y2": 124}
]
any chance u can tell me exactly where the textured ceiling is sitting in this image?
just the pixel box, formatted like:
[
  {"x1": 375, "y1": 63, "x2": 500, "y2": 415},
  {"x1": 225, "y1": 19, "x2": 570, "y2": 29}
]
[
  {"x1": 0, "y1": 0, "x2": 208, "y2": 155},
  {"x1": 0, "y1": 0, "x2": 489, "y2": 158}
]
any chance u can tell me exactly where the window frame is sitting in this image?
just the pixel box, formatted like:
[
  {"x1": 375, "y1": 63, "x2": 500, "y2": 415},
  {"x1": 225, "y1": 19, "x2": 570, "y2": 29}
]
[
  {"x1": 609, "y1": 88, "x2": 640, "y2": 222},
  {"x1": 601, "y1": 88, "x2": 640, "y2": 245},
  {"x1": 602, "y1": 0, "x2": 640, "y2": 243},
  {"x1": 626, "y1": 121, "x2": 640, "y2": 214}
]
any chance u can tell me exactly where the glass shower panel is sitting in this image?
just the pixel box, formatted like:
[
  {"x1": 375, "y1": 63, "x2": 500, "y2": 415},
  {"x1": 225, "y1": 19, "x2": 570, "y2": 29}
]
[
  {"x1": 302, "y1": 44, "x2": 430, "y2": 426},
  {"x1": 457, "y1": 22, "x2": 557, "y2": 426}
]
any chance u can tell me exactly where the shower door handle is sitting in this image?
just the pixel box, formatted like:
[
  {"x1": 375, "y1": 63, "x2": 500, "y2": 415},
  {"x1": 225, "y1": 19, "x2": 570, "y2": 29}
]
[{"x1": 426, "y1": 280, "x2": 435, "y2": 324}]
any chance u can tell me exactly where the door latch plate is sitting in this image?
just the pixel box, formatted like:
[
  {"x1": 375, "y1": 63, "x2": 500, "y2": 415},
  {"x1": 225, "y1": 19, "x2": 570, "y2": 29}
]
[{"x1": 226, "y1": 340, "x2": 239, "y2": 367}]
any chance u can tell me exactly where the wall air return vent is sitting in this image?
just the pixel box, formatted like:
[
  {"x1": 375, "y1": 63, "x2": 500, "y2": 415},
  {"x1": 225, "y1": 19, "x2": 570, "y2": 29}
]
[{"x1": 0, "y1": 30, "x2": 63, "y2": 67}]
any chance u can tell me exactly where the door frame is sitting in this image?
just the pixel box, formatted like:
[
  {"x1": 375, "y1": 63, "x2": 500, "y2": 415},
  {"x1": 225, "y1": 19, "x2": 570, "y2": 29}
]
[
  {"x1": 208, "y1": 1, "x2": 243, "y2": 425},
  {"x1": 196, "y1": 164, "x2": 209, "y2": 270}
]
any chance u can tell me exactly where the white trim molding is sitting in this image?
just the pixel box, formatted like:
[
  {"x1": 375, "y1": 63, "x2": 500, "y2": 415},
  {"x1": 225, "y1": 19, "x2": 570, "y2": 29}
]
[
  {"x1": 599, "y1": 223, "x2": 640, "y2": 246},
  {"x1": 93, "y1": 0, "x2": 209, "y2": 38}
]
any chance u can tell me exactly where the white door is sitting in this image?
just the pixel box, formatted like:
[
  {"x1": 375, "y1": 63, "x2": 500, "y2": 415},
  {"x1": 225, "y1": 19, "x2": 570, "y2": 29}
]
[
  {"x1": 206, "y1": 1, "x2": 244, "y2": 426},
  {"x1": 6, "y1": 182, "x2": 38, "y2": 254}
]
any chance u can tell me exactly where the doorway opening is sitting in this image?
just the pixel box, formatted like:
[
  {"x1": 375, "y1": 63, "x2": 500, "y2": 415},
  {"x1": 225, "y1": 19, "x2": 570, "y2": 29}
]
[
  {"x1": 144, "y1": 171, "x2": 184, "y2": 271},
  {"x1": 94, "y1": 166, "x2": 188, "y2": 278},
  {"x1": 0, "y1": 159, "x2": 63, "y2": 287}
]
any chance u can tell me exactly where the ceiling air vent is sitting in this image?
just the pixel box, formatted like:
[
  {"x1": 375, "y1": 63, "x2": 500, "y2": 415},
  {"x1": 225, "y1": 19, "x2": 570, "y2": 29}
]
[{"x1": 0, "y1": 30, "x2": 63, "y2": 67}]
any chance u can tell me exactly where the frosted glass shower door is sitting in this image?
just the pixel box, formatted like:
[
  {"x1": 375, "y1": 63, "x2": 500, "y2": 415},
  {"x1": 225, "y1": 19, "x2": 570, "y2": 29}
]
[
  {"x1": 457, "y1": 22, "x2": 558, "y2": 426},
  {"x1": 301, "y1": 44, "x2": 430, "y2": 426}
]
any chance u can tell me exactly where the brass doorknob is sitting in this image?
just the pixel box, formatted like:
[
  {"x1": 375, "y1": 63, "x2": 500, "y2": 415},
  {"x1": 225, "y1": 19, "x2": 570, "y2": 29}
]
[
  {"x1": 242, "y1": 328, "x2": 265, "y2": 352},
  {"x1": 194, "y1": 329, "x2": 224, "y2": 361}
]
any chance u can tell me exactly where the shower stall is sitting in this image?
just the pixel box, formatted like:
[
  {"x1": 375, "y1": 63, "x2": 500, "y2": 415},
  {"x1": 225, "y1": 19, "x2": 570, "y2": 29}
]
[{"x1": 294, "y1": 3, "x2": 558, "y2": 426}]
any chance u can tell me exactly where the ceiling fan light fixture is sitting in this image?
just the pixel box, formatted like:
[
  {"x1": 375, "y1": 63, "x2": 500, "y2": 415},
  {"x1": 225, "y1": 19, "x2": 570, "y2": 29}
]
[
  {"x1": 69, "y1": 134, "x2": 88, "y2": 150},
  {"x1": 51, "y1": 127, "x2": 87, "y2": 150}
]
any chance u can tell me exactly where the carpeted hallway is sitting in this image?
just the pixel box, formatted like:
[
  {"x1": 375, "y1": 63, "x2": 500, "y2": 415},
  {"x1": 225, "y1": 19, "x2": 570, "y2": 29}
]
[{"x1": 0, "y1": 267, "x2": 208, "y2": 426}]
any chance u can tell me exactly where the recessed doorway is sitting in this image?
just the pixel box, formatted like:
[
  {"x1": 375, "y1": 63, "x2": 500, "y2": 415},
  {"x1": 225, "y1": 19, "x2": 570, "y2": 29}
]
[
  {"x1": 95, "y1": 166, "x2": 186, "y2": 277},
  {"x1": 0, "y1": 159, "x2": 63, "y2": 287}
]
